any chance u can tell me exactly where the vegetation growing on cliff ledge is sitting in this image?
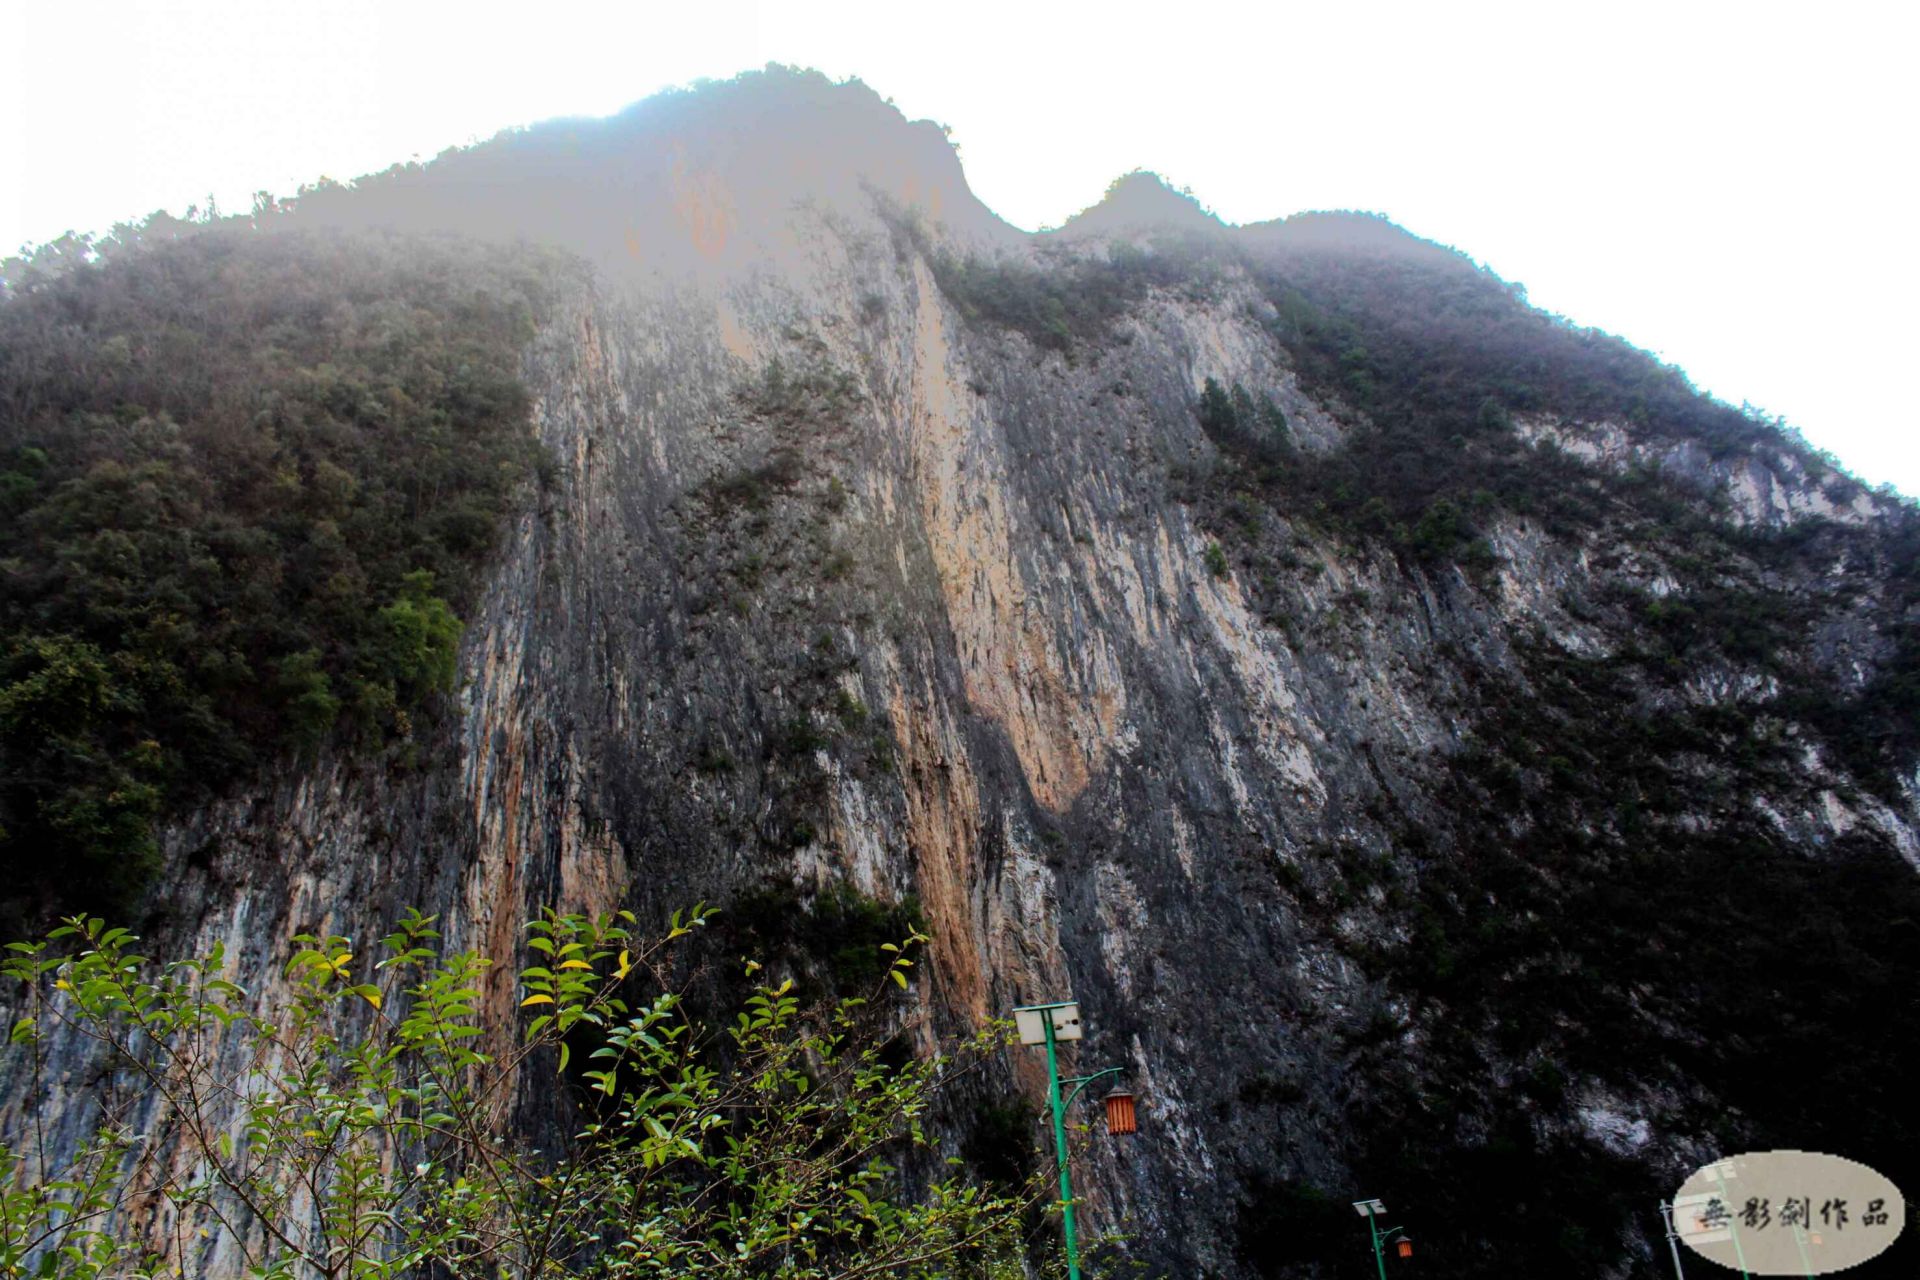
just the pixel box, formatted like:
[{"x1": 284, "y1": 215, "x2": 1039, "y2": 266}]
[
  {"x1": 877, "y1": 195, "x2": 1230, "y2": 357},
  {"x1": 1193, "y1": 217, "x2": 1920, "y2": 797},
  {"x1": 0, "y1": 222, "x2": 570, "y2": 920}
]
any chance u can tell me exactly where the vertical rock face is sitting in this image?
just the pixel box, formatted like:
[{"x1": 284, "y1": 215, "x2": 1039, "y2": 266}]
[{"x1": 5, "y1": 67, "x2": 1918, "y2": 1278}]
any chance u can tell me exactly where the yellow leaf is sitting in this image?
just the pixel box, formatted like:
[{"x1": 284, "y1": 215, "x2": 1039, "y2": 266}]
[
  {"x1": 359, "y1": 989, "x2": 382, "y2": 1011},
  {"x1": 520, "y1": 994, "x2": 555, "y2": 1006},
  {"x1": 557, "y1": 959, "x2": 593, "y2": 971},
  {"x1": 616, "y1": 949, "x2": 632, "y2": 978}
]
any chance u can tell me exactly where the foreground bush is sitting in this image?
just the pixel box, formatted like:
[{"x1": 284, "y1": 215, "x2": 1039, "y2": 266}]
[{"x1": 0, "y1": 906, "x2": 1041, "y2": 1278}]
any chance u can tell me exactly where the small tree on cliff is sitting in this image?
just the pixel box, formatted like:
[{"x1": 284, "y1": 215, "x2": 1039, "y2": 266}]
[{"x1": 0, "y1": 907, "x2": 1046, "y2": 1278}]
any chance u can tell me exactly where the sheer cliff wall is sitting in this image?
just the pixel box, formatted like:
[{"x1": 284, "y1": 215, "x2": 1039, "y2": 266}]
[{"x1": 5, "y1": 69, "x2": 1917, "y2": 1278}]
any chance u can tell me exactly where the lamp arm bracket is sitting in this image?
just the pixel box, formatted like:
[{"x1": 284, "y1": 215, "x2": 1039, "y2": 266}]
[{"x1": 1062, "y1": 1065, "x2": 1125, "y2": 1112}]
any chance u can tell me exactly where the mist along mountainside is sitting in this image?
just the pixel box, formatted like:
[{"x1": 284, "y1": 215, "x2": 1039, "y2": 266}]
[{"x1": 3, "y1": 66, "x2": 1917, "y2": 1278}]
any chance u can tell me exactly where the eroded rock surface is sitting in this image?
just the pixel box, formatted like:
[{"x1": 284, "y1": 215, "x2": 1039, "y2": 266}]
[{"x1": 5, "y1": 67, "x2": 1916, "y2": 1279}]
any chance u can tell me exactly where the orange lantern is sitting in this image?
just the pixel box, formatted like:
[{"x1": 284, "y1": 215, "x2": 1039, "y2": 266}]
[
  {"x1": 1103, "y1": 1088, "x2": 1137, "y2": 1136},
  {"x1": 1396, "y1": 1236, "x2": 1414, "y2": 1259}
]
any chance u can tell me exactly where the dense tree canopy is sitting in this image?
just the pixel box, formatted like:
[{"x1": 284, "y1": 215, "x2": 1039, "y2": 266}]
[{"x1": 0, "y1": 223, "x2": 573, "y2": 922}]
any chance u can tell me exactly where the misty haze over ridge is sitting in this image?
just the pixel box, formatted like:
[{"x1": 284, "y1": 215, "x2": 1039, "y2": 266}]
[{"x1": 13, "y1": 62, "x2": 1885, "y2": 502}]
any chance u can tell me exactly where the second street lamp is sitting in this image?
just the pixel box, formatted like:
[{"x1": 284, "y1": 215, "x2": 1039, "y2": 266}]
[
  {"x1": 1012, "y1": 1000, "x2": 1137, "y2": 1280},
  {"x1": 1354, "y1": 1198, "x2": 1413, "y2": 1278}
]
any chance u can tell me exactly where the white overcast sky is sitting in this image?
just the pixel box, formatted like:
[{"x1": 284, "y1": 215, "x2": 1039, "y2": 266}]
[{"x1": 5, "y1": 1, "x2": 1915, "y2": 495}]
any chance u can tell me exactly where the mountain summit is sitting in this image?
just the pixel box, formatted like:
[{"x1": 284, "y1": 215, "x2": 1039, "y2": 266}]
[{"x1": 1054, "y1": 170, "x2": 1225, "y2": 237}]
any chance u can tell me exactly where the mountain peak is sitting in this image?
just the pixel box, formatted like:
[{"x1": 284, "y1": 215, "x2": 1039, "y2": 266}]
[
  {"x1": 279, "y1": 64, "x2": 1012, "y2": 275},
  {"x1": 1052, "y1": 170, "x2": 1223, "y2": 238}
]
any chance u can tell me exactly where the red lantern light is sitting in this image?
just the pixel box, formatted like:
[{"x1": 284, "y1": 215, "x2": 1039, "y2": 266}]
[
  {"x1": 1396, "y1": 1236, "x2": 1414, "y2": 1259},
  {"x1": 1103, "y1": 1088, "x2": 1137, "y2": 1136}
]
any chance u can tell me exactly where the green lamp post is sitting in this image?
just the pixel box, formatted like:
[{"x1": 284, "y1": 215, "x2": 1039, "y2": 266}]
[
  {"x1": 1788, "y1": 1221, "x2": 1816, "y2": 1279},
  {"x1": 1012, "y1": 1001, "x2": 1137, "y2": 1280},
  {"x1": 1708, "y1": 1162, "x2": 1752, "y2": 1280},
  {"x1": 1658, "y1": 1200, "x2": 1689, "y2": 1279},
  {"x1": 1353, "y1": 1198, "x2": 1413, "y2": 1278}
]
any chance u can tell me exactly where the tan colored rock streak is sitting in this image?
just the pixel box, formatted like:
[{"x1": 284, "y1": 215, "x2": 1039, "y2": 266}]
[
  {"x1": 904, "y1": 259, "x2": 1124, "y2": 811},
  {"x1": 885, "y1": 672, "x2": 989, "y2": 1024}
]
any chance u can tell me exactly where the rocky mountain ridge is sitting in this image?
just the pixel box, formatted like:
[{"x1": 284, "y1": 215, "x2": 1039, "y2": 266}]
[{"x1": 2, "y1": 65, "x2": 1915, "y2": 1278}]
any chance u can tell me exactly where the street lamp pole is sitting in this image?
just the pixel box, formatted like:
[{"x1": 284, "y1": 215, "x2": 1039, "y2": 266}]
[
  {"x1": 1040, "y1": 1008, "x2": 1081, "y2": 1280},
  {"x1": 1659, "y1": 1200, "x2": 1688, "y2": 1280},
  {"x1": 1789, "y1": 1223, "x2": 1815, "y2": 1279},
  {"x1": 1353, "y1": 1198, "x2": 1407, "y2": 1280},
  {"x1": 1709, "y1": 1164, "x2": 1752, "y2": 1280},
  {"x1": 1015, "y1": 1001, "x2": 1130, "y2": 1280}
]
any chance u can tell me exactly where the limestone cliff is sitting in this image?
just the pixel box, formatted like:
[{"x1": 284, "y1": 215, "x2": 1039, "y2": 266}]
[{"x1": 4, "y1": 67, "x2": 1916, "y2": 1278}]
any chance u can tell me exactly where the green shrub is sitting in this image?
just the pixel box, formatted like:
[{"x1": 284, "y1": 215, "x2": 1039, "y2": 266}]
[
  {"x1": 0, "y1": 907, "x2": 1037, "y2": 1278},
  {"x1": 374, "y1": 570, "x2": 463, "y2": 697},
  {"x1": 275, "y1": 648, "x2": 339, "y2": 747},
  {"x1": 725, "y1": 883, "x2": 929, "y2": 998},
  {"x1": 702, "y1": 448, "x2": 804, "y2": 512}
]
